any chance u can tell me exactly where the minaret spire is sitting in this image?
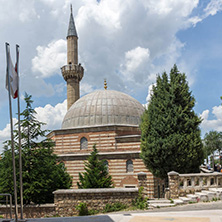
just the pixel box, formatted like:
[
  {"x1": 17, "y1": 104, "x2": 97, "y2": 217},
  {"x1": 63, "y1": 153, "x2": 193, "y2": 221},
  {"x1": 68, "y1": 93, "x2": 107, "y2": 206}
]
[
  {"x1": 61, "y1": 6, "x2": 84, "y2": 110},
  {"x1": 67, "y1": 4, "x2": 78, "y2": 38}
]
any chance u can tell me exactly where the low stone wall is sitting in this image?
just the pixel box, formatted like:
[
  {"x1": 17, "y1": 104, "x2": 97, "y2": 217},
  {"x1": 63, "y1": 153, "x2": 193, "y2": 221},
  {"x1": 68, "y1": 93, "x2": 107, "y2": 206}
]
[
  {"x1": 0, "y1": 204, "x2": 56, "y2": 219},
  {"x1": 54, "y1": 188, "x2": 138, "y2": 217},
  {"x1": 168, "y1": 171, "x2": 222, "y2": 198}
]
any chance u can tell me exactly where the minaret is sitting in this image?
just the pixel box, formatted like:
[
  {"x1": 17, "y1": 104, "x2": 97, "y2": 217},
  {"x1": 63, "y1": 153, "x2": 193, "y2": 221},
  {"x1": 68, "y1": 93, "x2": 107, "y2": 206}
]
[{"x1": 61, "y1": 5, "x2": 84, "y2": 110}]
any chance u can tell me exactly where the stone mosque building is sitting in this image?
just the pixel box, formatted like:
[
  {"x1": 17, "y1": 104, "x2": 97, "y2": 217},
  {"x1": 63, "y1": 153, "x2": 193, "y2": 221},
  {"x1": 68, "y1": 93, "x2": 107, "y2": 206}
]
[{"x1": 48, "y1": 6, "x2": 164, "y2": 198}]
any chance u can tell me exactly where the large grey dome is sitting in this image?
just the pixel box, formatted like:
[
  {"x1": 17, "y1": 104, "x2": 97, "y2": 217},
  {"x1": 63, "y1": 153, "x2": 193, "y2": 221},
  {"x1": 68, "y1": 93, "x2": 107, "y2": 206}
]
[{"x1": 62, "y1": 90, "x2": 145, "y2": 129}]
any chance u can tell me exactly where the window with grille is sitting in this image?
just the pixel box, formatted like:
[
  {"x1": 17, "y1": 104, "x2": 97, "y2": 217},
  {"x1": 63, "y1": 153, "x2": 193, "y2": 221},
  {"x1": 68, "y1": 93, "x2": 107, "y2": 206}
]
[
  {"x1": 80, "y1": 137, "x2": 88, "y2": 150},
  {"x1": 126, "y1": 159, "x2": 133, "y2": 173}
]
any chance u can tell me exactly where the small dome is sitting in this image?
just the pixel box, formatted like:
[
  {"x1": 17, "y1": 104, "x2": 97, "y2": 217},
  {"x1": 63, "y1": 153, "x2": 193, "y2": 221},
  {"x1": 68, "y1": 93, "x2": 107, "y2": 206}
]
[{"x1": 62, "y1": 90, "x2": 145, "y2": 129}]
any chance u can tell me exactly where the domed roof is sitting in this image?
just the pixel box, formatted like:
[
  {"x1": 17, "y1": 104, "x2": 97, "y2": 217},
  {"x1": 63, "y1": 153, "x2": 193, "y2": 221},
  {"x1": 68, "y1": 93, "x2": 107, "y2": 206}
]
[{"x1": 62, "y1": 90, "x2": 145, "y2": 129}]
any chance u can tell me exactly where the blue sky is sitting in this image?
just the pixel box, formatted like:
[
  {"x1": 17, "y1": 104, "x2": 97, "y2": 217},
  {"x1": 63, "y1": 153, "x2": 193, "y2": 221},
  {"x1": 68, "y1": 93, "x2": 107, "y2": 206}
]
[{"x1": 0, "y1": 0, "x2": 222, "y2": 152}]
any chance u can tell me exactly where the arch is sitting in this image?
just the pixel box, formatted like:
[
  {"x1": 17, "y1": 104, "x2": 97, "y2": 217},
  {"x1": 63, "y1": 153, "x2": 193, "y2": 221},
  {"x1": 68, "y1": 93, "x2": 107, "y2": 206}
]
[
  {"x1": 126, "y1": 159, "x2": 133, "y2": 173},
  {"x1": 80, "y1": 137, "x2": 88, "y2": 150}
]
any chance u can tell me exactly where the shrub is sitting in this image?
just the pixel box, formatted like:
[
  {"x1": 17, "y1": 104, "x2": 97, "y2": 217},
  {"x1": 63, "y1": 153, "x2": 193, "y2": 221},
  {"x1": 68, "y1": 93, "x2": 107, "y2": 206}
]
[
  {"x1": 103, "y1": 202, "x2": 127, "y2": 213},
  {"x1": 132, "y1": 187, "x2": 148, "y2": 209},
  {"x1": 76, "y1": 202, "x2": 89, "y2": 216}
]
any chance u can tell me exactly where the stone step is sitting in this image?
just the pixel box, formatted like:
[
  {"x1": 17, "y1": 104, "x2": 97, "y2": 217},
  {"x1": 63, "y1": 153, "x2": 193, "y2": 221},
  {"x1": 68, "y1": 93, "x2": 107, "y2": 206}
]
[
  {"x1": 194, "y1": 192, "x2": 208, "y2": 202},
  {"x1": 202, "y1": 190, "x2": 217, "y2": 194},
  {"x1": 209, "y1": 188, "x2": 222, "y2": 193},
  {"x1": 201, "y1": 190, "x2": 217, "y2": 200},
  {"x1": 186, "y1": 194, "x2": 198, "y2": 202},
  {"x1": 172, "y1": 199, "x2": 184, "y2": 205},
  {"x1": 179, "y1": 196, "x2": 192, "y2": 203},
  {"x1": 148, "y1": 199, "x2": 172, "y2": 204},
  {"x1": 208, "y1": 188, "x2": 222, "y2": 199},
  {"x1": 149, "y1": 203, "x2": 176, "y2": 208}
]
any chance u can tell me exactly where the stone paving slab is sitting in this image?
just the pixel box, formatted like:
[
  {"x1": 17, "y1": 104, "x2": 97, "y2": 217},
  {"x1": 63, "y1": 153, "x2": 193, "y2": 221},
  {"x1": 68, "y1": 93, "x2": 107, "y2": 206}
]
[
  {"x1": 129, "y1": 216, "x2": 210, "y2": 222},
  {"x1": 148, "y1": 199, "x2": 171, "y2": 203}
]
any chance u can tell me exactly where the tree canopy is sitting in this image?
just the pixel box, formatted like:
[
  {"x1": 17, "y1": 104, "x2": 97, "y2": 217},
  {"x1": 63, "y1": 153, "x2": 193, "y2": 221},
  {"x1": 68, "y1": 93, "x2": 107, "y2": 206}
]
[
  {"x1": 77, "y1": 145, "x2": 113, "y2": 189},
  {"x1": 203, "y1": 130, "x2": 222, "y2": 166},
  {"x1": 140, "y1": 65, "x2": 204, "y2": 179},
  {"x1": 0, "y1": 93, "x2": 72, "y2": 204}
]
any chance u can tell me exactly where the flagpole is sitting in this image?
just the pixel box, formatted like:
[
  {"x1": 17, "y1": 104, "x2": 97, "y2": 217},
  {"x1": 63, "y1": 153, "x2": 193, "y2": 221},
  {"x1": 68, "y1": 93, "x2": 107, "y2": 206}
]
[
  {"x1": 16, "y1": 44, "x2": 24, "y2": 220},
  {"x1": 5, "y1": 42, "x2": 18, "y2": 222}
]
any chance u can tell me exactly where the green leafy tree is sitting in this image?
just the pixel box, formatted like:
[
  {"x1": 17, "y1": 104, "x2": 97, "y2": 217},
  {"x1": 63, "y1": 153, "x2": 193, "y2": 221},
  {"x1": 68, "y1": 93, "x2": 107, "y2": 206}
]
[
  {"x1": 140, "y1": 65, "x2": 204, "y2": 179},
  {"x1": 77, "y1": 145, "x2": 113, "y2": 188},
  {"x1": 0, "y1": 93, "x2": 72, "y2": 204},
  {"x1": 203, "y1": 131, "x2": 222, "y2": 166}
]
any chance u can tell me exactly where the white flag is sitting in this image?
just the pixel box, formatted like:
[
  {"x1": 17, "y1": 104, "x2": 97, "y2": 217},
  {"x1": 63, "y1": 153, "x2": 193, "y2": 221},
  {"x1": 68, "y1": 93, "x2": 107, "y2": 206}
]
[{"x1": 6, "y1": 47, "x2": 18, "y2": 99}]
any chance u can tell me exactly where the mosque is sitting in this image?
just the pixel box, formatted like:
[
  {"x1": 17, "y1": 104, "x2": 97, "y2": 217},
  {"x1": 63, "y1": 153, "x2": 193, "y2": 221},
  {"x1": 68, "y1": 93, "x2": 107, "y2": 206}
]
[{"x1": 48, "y1": 6, "x2": 164, "y2": 198}]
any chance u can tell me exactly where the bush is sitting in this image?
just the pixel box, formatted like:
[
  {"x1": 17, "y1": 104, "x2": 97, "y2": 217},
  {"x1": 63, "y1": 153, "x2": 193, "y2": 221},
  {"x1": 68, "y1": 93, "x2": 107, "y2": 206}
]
[
  {"x1": 103, "y1": 202, "x2": 127, "y2": 213},
  {"x1": 76, "y1": 202, "x2": 89, "y2": 216},
  {"x1": 76, "y1": 202, "x2": 99, "y2": 216},
  {"x1": 132, "y1": 187, "x2": 148, "y2": 209}
]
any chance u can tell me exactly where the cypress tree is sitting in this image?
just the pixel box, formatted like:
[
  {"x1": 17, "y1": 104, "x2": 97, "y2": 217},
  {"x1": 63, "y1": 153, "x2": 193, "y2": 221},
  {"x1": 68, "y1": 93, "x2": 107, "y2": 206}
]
[
  {"x1": 77, "y1": 145, "x2": 113, "y2": 188},
  {"x1": 140, "y1": 65, "x2": 204, "y2": 179}
]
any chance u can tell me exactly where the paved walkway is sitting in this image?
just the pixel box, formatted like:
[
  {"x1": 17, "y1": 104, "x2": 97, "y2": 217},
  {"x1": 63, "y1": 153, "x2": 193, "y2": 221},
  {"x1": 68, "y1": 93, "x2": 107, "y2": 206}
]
[
  {"x1": 2, "y1": 201, "x2": 222, "y2": 222},
  {"x1": 24, "y1": 209, "x2": 221, "y2": 222}
]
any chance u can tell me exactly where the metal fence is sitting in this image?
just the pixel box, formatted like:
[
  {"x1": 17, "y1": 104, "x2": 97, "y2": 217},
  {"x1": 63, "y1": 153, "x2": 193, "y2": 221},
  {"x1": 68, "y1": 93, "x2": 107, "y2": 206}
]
[{"x1": 0, "y1": 193, "x2": 12, "y2": 220}]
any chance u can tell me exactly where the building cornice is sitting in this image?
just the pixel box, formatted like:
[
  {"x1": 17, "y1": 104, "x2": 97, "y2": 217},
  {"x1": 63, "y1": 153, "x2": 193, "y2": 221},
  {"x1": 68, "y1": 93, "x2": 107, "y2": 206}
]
[{"x1": 48, "y1": 125, "x2": 140, "y2": 138}]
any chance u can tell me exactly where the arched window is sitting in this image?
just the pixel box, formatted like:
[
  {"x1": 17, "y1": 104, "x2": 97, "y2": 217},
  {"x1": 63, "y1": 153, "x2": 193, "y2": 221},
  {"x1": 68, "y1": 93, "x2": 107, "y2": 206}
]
[
  {"x1": 126, "y1": 159, "x2": 133, "y2": 173},
  {"x1": 104, "y1": 160, "x2": 109, "y2": 172},
  {"x1": 80, "y1": 137, "x2": 88, "y2": 150}
]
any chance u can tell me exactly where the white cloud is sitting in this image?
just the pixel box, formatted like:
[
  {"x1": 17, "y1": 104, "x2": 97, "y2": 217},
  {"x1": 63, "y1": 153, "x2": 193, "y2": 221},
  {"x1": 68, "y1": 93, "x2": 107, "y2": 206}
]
[
  {"x1": 200, "y1": 105, "x2": 222, "y2": 135},
  {"x1": 0, "y1": 100, "x2": 67, "y2": 153},
  {"x1": 0, "y1": 118, "x2": 17, "y2": 153},
  {"x1": 77, "y1": 0, "x2": 121, "y2": 31},
  {"x1": 188, "y1": 16, "x2": 202, "y2": 26},
  {"x1": 125, "y1": 47, "x2": 150, "y2": 73},
  {"x1": 73, "y1": 0, "x2": 201, "y2": 95},
  {"x1": 32, "y1": 39, "x2": 66, "y2": 78},
  {"x1": 204, "y1": 0, "x2": 222, "y2": 16},
  {"x1": 0, "y1": 0, "x2": 221, "y2": 148},
  {"x1": 144, "y1": 0, "x2": 199, "y2": 17},
  {"x1": 146, "y1": 83, "x2": 156, "y2": 104},
  {"x1": 0, "y1": 0, "x2": 38, "y2": 23},
  {"x1": 35, "y1": 100, "x2": 67, "y2": 130},
  {"x1": 120, "y1": 47, "x2": 150, "y2": 83}
]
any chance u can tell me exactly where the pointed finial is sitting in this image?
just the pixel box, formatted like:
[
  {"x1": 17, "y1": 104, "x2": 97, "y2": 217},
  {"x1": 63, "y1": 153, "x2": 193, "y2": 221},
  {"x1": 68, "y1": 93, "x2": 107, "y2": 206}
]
[
  {"x1": 67, "y1": 4, "x2": 78, "y2": 37},
  {"x1": 70, "y1": 4, "x2": 73, "y2": 14},
  {"x1": 104, "y1": 79, "x2": 107, "y2": 90}
]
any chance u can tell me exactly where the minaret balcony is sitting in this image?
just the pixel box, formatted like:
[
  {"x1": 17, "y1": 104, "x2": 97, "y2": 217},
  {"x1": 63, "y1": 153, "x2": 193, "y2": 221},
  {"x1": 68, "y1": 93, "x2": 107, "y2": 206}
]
[{"x1": 61, "y1": 64, "x2": 84, "y2": 81}]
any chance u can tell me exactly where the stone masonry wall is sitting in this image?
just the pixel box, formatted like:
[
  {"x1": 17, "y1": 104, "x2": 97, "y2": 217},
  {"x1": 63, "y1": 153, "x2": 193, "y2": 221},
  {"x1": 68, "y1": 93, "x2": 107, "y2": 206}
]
[
  {"x1": 168, "y1": 171, "x2": 180, "y2": 199},
  {"x1": 54, "y1": 188, "x2": 138, "y2": 217},
  {"x1": 0, "y1": 204, "x2": 56, "y2": 220}
]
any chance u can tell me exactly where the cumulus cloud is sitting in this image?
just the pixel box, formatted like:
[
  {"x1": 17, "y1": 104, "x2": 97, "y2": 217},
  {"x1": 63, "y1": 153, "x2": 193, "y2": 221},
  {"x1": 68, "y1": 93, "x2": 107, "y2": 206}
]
[
  {"x1": 32, "y1": 39, "x2": 66, "y2": 78},
  {"x1": 0, "y1": 100, "x2": 67, "y2": 153},
  {"x1": 0, "y1": 0, "x2": 221, "y2": 148},
  {"x1": 73, "y1": 0, "x2": 202, "y2": 96},
  {"x1": 122, "y1": 47, "x2": 150, "y2": 81},
  {"x1": 0, "y1": 0, "x2": 38, "y2": 23},
  {"x1": 146, "y1": 83, "x2": 156, "y2": 104},
  {"x1": 0, "y1": 118, "x2": 17, "y2": 153},
  {"x1": 200, "y1": 105, "x2": 222, "y2": 135},
  {"x1": 35, "y1": 100, "x2": 67, "y2": 130},
  {"x1": 143, "y1": 0, "x2": 199, "y2": 17}
]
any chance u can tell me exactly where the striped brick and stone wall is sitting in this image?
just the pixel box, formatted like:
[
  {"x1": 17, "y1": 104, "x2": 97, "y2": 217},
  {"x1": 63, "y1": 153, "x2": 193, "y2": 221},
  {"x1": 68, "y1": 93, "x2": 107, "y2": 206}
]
[{"x1": 49, "y1": 125, "x2": 164, "y2": 198}]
